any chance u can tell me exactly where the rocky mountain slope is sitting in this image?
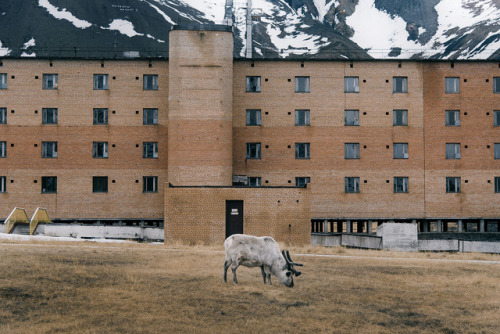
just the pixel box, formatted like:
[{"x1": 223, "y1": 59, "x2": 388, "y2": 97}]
[{"x1": 0, "y1": 0, "x2": 499, "y2": 60}]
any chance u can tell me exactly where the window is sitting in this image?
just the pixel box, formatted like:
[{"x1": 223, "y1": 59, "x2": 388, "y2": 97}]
[
  {"x1": 42, "y1": 108, "x2": 58, "y2": 124},
  {"x1": 493, "y1": 77, "x2": 500, "y2": 93},
  {"x1": 43, "y1": 74, "x2": 58, "y2": 89},
  {"x1": 445, "y1": 110, "x2": 460, "y2": 126},
  {"x1": 446, "y1": 177, "x2": 461, "y2": 193},
  {"x1": 93, "y1": 142, "x2": 108, "y2": 158},
  {"x1": 496, "y1": 177, "x2": 500, "y2": 193},
  {"x1": 0, "y1": 73, "x2": 6, "y2": 89},
  {"x1": 345, "y1": 177, "x2": 360, "y2": 193},
  {"x1": 494, "y1": 111, "x2": 500, "y2": 127},
  {"x1": 295, "y1": 177, "x2": 310, "y2": 187},
  {"x1": 0, "y1": 176, "x2": 5, "y2": 193},
  {"x1": 0, "y1": 141, "x2": 5, "y2": 158},
  {"x1": 246, "y1": 143, "x2": 261, "y2": 159},
  {"x1": 344, "y1": 77, "x2": 359, "y2": 93},
  {"x1": 394, "y1": 177, "x2": 409, "y2": 193},
  {"x1": 345, "y1": 143, "x2": 359, "y2": 159},
  {"x1": 446, "y1": 143, "x2": 461, "y2": 159},
  {"x1": 93, "y1": 108, "x2": 108, "y2": 125},
  {"x1": 143, "y1": 176, "x2": 158, "y2": 193},
  {"x1": 93, "y1": 176, "x2": 108, "y2": 193},
  {"x1": 393, "y1": 110, "x2": 408, "y2": 126},
  {"x1": 143, "y1": 74, "x2": 158, "y2": 90},
  {"x1": 143, "y1": 108, "x2": 158, "y2": 125},
  {"x1": 246, "y1": 76, "x2": 261, "y2": 92},
  {"x1": 143, "y1": 142, "x2": 158, "y2": 159},
  {"x1": 246, "y1": 109, "x2": 261, "y2": 126},
  {"x1": 295, "y1": 143, "x2": 310, "y2": 159},
  {"x1": 0, "y1": 107, "x2": 6, "y2": 124},
  {"x1": 41, "y1": 176, "x2": 57, "y2": 193},
  {"x1": 248, "y1": 177, "x2": 261, "y2": 187},
  {"x1": 495, "y1": 143, "x2": 500, "y2": 159},
  {"x1": 42, "y1": 142, "x2": 58, "y2": 158},
  {"x1": 295, "y1": 76, "x2": 310, "y2": 93},
  {"x1": 93, "y1": 74, "x2": 108, "y2": 90},
  {"x1": 344, "y1": 110, "x2": 359, "y2": 126},
  {"x1": 445, "y1": 77, "x2": 459, "y2": 94},
  {"x1": 393, "y1": 77, "x2": 407, "y2": 93},
  {"x1": 393, "y1": 143, "x2": 409, "y2": 159},
  {"x1": 295, "y1": 110, "x2": 310, "y2": 126}
]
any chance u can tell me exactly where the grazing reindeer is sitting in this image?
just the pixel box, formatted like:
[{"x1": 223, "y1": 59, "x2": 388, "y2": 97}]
[{"x1": 223, "y1": 234, "x2": 303, "y2": 287}]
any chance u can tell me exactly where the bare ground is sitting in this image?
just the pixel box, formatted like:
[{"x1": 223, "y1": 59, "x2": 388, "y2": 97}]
[{"x1": 0, "y1": 240, "x2": 499, "y2": 334}]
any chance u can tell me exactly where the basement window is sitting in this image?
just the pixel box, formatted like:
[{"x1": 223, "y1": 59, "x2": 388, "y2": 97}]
[
  {"x1": 394, "y1": 177, "x2": 409, "y2": 193},
  {"x1": 93, "y1": 176, "x2": 108, "y2": 193},
  {"x1": 42, "y1": 108, "x2": 58, "y2": 124},
  {"x1": 93, "y1": 74, "x2": 109, "y2": 90},
  {"x1": 43, "y1": 74, "x2": 58, "y2": 89},
  {"x1": 248, "y1": 177, "x2": 261, "y2": 187},
  {"x1": 445, "y1": 110, "x2": 460, "y2": 126},
  {"x1": 143, "y1": 74, "x2": 158, "y2": 90},
  {"x1": 143, "y1": 142, "x2": 158, "y2": 159},
  {"x1": 143, "y1": 176, "x2": 158, "y2": 193},
  {"x1": 246, "y1": 76, "x2": 261, "y2": 92},
  {"x1": 143, "y1": 108, "x2": 158, "y2": 125},
  {"x1": 0, "y1": 107, "x2": 6, "y2": 124},
  {"x1": 41, "y1": 176, "x2": 57, "y2": 194},
  {"x1": 295, "y1": 177, "x2": 310, "y2": 187}
]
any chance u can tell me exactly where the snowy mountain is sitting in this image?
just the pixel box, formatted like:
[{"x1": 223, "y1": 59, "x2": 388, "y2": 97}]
[{"x1": 1, "y1": 0, "x2": 500, "y2": 60}]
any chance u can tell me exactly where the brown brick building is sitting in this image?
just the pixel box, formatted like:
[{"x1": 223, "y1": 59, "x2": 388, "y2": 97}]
[{"x1": 1, "y1": 25, "x2": 499, "y2": 244}]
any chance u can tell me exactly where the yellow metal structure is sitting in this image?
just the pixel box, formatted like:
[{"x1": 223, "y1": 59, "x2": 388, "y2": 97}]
[
  {"x1": 4, "y1": 207, "x2": 30, "y2": 234},
  {"x1": 30, "y1": 208, "x2": 52, "y2": 235}
]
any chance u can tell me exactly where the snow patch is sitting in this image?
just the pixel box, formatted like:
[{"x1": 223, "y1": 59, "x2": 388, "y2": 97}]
[
  {"x1": 22, "y1": 38, "x2": 36, "y2": 49},
  {"x1": 102, "y1": 19, "x2": 143, "y2": 38},
  {"x1": 0, "y1": 41, "x2": 10, "y2": 56},
  {"x1": 141, "y1": 0, "x2": 175, "y2": 25},
  {"x1": 38, "y1": 0, "x2": 92, "y2": 29},
  {"x1": 175, "y1": 0, "x2": 225, "y2": 23},
  {"x1": 313, "y1": 0, "x2": 338, "y2": 22}
]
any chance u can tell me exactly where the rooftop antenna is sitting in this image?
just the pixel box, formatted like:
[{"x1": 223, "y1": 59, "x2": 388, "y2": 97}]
[
  {"x1": 223, "y1": 0, "x2": 233, "y2": 25},
  {"x1": 245, "y1": 0, "x2": 252, "y2": 59}
]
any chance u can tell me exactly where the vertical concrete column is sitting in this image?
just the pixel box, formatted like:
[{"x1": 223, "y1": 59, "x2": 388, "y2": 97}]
[
  {"x1": 346, "y1": 220, "x2": 352, "y2": 233},
  {"x1": 480, "y1": 219, "x2": 485, "y2": 233},
  {"x1": 168, "y1": 26, "x2": 233, "y2": 186},
  {"x1": 458, "y1": 219, "x2": 463, "y2": 232},
  {"x1": 437, "y1": 220, "x2": 442, "y2": 232},
  {"x1": 367, "y1": 220, "x2": 372, "y2": 235}
]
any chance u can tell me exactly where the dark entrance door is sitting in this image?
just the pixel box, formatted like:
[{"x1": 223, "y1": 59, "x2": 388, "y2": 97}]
[{"x1": 226, "y1": 200, "x2": 243, "y2": 238}]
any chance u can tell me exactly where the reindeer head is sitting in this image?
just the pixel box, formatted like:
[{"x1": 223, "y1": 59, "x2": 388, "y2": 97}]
[{"x1": 278, "y1": 250, "x2": 303, "y2": 287}]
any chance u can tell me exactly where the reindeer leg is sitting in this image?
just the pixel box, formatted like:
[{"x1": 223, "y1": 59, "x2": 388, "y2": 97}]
[
  {"x1": 231, "y1": 262, "x2": 240, "y2": 284},
  {"x1": 267, "y1": 273, "x2": 272, "y2": 285},
  {"x1": 223, "y1": 260, "x2": 231, "y2": 283},
  {"x1": 261, "y1": 265, "x2": 267, "y2": 284}
]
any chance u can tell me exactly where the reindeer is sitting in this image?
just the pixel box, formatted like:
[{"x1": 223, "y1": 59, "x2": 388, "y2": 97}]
[{"x1": 223, "y1": 234, "x2": 303, "y2": 287}]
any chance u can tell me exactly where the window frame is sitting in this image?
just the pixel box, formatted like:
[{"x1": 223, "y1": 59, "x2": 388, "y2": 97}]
[
  {"x1": 0, "y1": 107, "x2": 6, "y2": 124},
  {"x1": 446, "y1": 143, "x2": 461, "y2": 159},
  {"x1": 93, "y1": 108, "x2": 108, "y2": 125},
  {"x1": 0, "y1": 141, "x2": 6, "y2": 158},
  {"x1": 248, "y1": 177, "x2": 262, "y2": 187},
  {"x1": 246, "y1": 109, "x2": 261, "y2": 126},
  {"x1": 495, "y1": 177, "x2": 500, "y2": 193},
  {"x1": 245, "y1": 76, "x2": 261, "y2": 92},
  {"x1": 295, "y1": 177, "x2": 310, "y2": 187},
  {"x1": 393, "y1": 109, "x2": 408, "y2": 126},
  {"x1": 446, "y1": 177, "x2": 461, "y2": 193},
  {"x1": 493, "y1": 77, "x2": 500, "y2": 93},
  {"x1": 42, "y1": 108, "x2": 58, "y2": 125},
  {"x1": 393, "y1": 76, "x2": 408, "y2": 93},
  {"x1": 345, "y1": 177, "x2": 360, "y2": 193},
  {"x1": 344, "y1": 76, "x2": 359, "y2": 93},
  {"x1": 143, "y1": 176, "x2": 158, "y2": 193},
  {"x1": 344, "y1": 109, "x2": 359, "y2": 126},
  {"x1": 445, "y1": 77, "x2": 460, "y2": 94},
  {"x1": 143, "y1": 142, "x2": 159, "y2": 159},
  {"x1": 445, "y1": 110, "x2": 460, "y2": 126},
  {"x1": 143, "y1": 108, "x2": 159, "y2": 125},
  {"x1": 295, "y1": 76, "x2": 310, "y2": 93},
  {"x1": 0, "y1": 73, "x2": 7, "y2": 89},
  {"x1": 43, "y1": 74, "x2": 58, "y2": 90},
  {"x1": 93, "y1": 176, "x2": 108, "y2": 193},
  {"x1": 41, "y1": 176, "x2": 57, "y2": 194},
  {"x1": 345, "y1": 143, "x2": 360, "y2": 159},
  {"x1": 295, "y1": 109, "x2": 310, "y2": 126},
  {"x1": 295, "y1": 143, "x2": 310, "y2": 159},
  {"x1": 93, "y1": 74, "x2": 109, "y2": 90},
  {"x1": 42, "y1": 141, "x2": 58, "y2": 158},
  {"x1": 495, "y1": 143, "x2": 500, "y2": 159},
  {"x1": 494, "y1": 111, "x2": 500, "y2": 127},
  {"x1": 143, "y1": 74, "x2": 158, "y2": 91},
  {"x1": 246, "y1": 143, "x2": 261, "y2": 159},
  {"x1": 393, "y1": 143, "x2": 409, "y2": 159},
  {"x1": 0, "y1": 176, "x2": 5, "y2": 193},
  {"x1": 92, "y1": 142, "x2": 108, "y2": 159},
  {"x1": 394, "y1": 177, "x2": 409, "y2": 193}
]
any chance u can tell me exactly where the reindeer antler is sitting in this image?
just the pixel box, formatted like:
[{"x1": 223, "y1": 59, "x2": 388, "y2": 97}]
[{"x1": 282, "y1": 250, "x2": 303, "y2": 276}]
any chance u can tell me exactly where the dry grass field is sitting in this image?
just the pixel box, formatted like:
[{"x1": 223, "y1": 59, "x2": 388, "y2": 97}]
[{"x1": 0, "y1": 240, "x2": 499, "y2": 334}]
